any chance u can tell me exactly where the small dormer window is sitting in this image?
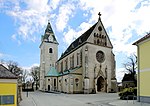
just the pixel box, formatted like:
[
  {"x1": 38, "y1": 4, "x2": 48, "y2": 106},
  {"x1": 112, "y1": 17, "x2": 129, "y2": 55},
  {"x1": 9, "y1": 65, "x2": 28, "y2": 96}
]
[
  {"x1": 48, "y1": 35, "x2": 53, "y2": 42},
  {"x1": 78, "y1": 38, "x2": 82, "y2": 44},
  {"x1": 71, "y1": 44, "x2": 74, "y2": 49}
]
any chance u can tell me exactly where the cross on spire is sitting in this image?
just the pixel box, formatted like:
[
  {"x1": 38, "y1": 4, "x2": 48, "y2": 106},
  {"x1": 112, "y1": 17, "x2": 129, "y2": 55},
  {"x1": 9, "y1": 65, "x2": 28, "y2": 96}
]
[{"x1": 98, "y1": 12, "x2": 101, "y2": 21}]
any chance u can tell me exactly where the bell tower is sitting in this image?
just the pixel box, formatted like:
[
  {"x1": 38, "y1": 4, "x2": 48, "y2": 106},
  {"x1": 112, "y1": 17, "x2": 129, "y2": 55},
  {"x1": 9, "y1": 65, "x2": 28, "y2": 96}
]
[{"x1": 39, "y1": 21, "x2": 58, "y2": 91}]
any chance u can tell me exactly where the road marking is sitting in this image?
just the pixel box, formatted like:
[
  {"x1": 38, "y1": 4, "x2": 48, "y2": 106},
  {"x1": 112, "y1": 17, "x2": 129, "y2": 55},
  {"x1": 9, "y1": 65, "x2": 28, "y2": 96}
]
[{"x1": 31, "y1": 96, "x2": 37, "y2": 106}]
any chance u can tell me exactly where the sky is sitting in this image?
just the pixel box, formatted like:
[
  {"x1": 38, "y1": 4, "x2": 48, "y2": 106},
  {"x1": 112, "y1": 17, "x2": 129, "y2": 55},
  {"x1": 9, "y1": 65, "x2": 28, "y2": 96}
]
[{"x1": 0, "y1": 0, "x2": 150, "y2": 82}]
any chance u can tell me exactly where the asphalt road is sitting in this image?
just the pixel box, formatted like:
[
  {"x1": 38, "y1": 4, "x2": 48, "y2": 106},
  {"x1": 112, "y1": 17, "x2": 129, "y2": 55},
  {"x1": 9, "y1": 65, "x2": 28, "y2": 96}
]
[{"x1": 20, "y1": 91, "x2": 119, "y2": 106}]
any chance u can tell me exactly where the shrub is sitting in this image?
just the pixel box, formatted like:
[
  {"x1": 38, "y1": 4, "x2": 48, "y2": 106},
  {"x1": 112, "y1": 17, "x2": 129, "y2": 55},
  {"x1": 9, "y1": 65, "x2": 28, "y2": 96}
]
[{"x1": 118, "y1": 87, "x2": 137, "y2": 100}]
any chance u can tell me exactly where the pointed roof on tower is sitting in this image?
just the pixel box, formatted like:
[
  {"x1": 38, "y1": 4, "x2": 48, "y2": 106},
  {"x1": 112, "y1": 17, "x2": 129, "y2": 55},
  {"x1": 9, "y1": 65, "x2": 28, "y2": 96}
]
[
  {"x1": 45, "y1": 21, "x2": 54, "y2": 34},
  {"x1": 41, "y1": 21, "x2": 58, "y2": 44}
]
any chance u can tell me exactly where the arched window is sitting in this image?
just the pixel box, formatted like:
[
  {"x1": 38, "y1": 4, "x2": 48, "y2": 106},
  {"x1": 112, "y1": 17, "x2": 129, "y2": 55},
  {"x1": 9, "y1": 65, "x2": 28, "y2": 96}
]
[
  {"x1": 94, "y1": 40, "x2": 96, "y2": 44},
  {"x1": 80, "y1": 50, "x2": 82, "y2": 66},
  {"x1": 49, "y1": 48, "x2": 53, "y2": 53},
  {"x1": 72, "y1": 55, "x2": 74, "y2": 68},
  {"x1": 61, "y1": 61, "x2": 63, "y2": 72},
  {"x1": 97, "y1": 39, "x2": 100, "y2": 45},
  {"x1": 77, "y1": 53, "x2": 80, "y2": 66}
]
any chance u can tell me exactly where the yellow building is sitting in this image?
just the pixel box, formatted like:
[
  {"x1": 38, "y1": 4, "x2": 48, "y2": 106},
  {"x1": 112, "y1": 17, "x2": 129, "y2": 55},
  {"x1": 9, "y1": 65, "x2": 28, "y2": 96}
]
[
  {"x1": 133, "y1": 33, "x2": 150, "y2": 103},
  {"x1": 0, "y1": 64, "x2": 18, "y2": 106}
]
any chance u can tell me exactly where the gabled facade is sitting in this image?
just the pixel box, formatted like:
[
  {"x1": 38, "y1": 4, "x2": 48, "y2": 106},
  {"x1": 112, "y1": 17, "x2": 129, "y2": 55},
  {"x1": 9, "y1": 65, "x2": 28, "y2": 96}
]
[
  {"x1": 39, "y1": 13, "x2": 117, "y2": 93},
  {"x1": 133, "y1": 33, "x2": 150, "y2": 103},
  {"x1": 0, "y1": 64, "x2": 18, "y2": 106}
]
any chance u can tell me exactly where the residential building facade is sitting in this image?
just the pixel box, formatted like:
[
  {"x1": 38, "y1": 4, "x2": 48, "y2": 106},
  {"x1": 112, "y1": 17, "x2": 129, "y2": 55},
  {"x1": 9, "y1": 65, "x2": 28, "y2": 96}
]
[
  {"x1": 133, "y1": 33, "x2": 150, "y2": 103},
  {"x1": 0, "y1": 64, "x2": 18, "y2": 106}
]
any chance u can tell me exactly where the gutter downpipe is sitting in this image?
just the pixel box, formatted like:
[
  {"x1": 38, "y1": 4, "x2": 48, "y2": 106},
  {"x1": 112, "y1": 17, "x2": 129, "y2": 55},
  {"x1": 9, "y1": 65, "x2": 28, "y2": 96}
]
[{"x1": 137, "y1": 45, "x2": 140, "y2": 102}]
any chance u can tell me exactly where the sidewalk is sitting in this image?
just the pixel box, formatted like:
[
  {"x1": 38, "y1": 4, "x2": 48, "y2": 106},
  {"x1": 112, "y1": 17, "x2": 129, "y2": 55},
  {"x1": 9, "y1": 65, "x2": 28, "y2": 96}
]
[
  {"x1": 110, "y1": 100, "x2": 150, "y2": 106},
  {"x1": 19, "y1": 92, "x2": 35, "y2": 106},
  {"x1": 19, "y1": 91, "x2": 150, "y2": 106}
]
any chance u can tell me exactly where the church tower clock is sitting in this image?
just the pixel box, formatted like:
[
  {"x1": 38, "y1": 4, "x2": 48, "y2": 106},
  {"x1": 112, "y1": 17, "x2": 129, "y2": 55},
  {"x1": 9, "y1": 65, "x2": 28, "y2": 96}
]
[{"x1": 39, "y1": 21, "x2": 58, "y2": 91}]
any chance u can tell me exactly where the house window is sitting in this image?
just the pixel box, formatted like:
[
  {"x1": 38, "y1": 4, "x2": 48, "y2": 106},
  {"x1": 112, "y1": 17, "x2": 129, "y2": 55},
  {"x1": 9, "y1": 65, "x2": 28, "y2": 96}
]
[
  {"x1": 97, "y1": 39, "x2": 100, "y2": 45},
  {"x1": 104, "y1": 36, "x2": 107, "y2": 46},
  {"x1": 49, "y1": 48, "x2": 53, "y2": 53}
]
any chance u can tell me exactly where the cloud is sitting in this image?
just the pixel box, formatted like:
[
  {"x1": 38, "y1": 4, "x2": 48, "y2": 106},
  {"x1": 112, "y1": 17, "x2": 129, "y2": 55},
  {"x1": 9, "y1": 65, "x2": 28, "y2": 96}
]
[
  {"x1": 63, "y1": 27, "x2": 77, "y2": 45},
  {"x1": 22, "y1": 63, "x2": 39, "y2": 71},
  {"x1": 50, "y1": 0, "x2": 61, "y2": 10},
  {"x1": 0, "y1": 0, "x2": 60, "y2": 43},
  {"x1": 62, "y1": 0, "x2": 149, "y2": 55},
  {"x1": 0, "y1": 53, "x2": 4, "y2": 58},
  {"x1": 63, "y1": 22, "x2": 93, "y2": 45},
  {"x1": 1, "y1": 0, "x2": 149, "y2": 50},
  {"x1": 116, "y1": 68, "x2": 128, "y2": 82},
  {"x1": 0, "y1": 52, "x2": 11, "y2": 59},
  {"x1": 56, "y1": 2, "x2": 75, "y2": 32}
]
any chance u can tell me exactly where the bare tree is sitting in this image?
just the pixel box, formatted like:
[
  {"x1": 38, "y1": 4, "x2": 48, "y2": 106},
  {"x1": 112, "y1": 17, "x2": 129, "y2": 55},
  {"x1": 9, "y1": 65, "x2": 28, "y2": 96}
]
[
  {"x1": 123, "y1": 54, "x2": 137, "y2": 86},
  {"x1": 21, "y1": 69, "x2": 28, "y2": 83},
  {"x1": 6, "y1": 60, "x2": 22, "y2": 76},
  {"x1": 0, "y1": 59, "x2": 23, "y2": 76},
  {"x1": 30, "y1": 66, "x2": 40, "y2": 90},
  {"x1": 123, "y1": 54, "x2": 137, "y2": 75}
]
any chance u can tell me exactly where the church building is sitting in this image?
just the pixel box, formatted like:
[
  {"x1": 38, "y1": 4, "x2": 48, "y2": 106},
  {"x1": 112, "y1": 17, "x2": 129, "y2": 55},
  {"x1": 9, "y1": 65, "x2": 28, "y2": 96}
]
[{"x1": 39, "y1": 13, "x2": 117, "y2": 93}]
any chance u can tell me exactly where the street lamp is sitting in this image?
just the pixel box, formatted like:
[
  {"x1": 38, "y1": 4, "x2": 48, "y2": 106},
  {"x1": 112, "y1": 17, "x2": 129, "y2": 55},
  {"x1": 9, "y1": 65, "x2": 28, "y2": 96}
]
[{"x1": 26, "y1": 81, "x2": 29, "y2": 97}]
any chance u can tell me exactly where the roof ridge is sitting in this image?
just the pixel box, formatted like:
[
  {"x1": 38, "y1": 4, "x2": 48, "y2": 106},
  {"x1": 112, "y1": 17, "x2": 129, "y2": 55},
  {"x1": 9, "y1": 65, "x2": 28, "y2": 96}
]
[
  {"x1": 0, "y1": 64, "x2": 18, "y2": 79},
  {"x1": 133, "y1": 33, "x2": 150, "y2": 45},
  {"x1": 58, "y1": 22, "x2": 98, "y2": 60}
]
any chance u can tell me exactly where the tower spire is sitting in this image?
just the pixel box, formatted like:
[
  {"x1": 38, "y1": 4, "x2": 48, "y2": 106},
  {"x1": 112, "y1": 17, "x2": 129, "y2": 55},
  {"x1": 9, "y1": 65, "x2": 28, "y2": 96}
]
[{"x1": 47, "y1": 14, "x2": 50, "y2": 23}]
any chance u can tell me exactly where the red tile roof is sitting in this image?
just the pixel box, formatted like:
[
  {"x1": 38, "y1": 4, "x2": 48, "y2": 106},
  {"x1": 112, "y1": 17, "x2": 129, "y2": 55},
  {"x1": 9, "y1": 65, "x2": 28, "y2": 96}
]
[{"x1": 133, "y1": 33, "x2": 150, "y2": 45}]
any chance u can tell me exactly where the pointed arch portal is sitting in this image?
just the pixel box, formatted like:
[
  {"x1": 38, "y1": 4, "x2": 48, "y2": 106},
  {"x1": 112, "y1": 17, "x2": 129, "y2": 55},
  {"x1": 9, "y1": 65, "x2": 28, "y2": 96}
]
[{"x1": 97, "y1": 76, "x2": 105, "y2": 92}]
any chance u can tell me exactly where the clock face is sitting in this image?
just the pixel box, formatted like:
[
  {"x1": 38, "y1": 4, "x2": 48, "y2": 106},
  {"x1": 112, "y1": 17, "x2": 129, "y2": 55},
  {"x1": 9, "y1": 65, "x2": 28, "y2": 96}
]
[{"x1": 96, "y1": 51, "x2": 105, "y2": 63}]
